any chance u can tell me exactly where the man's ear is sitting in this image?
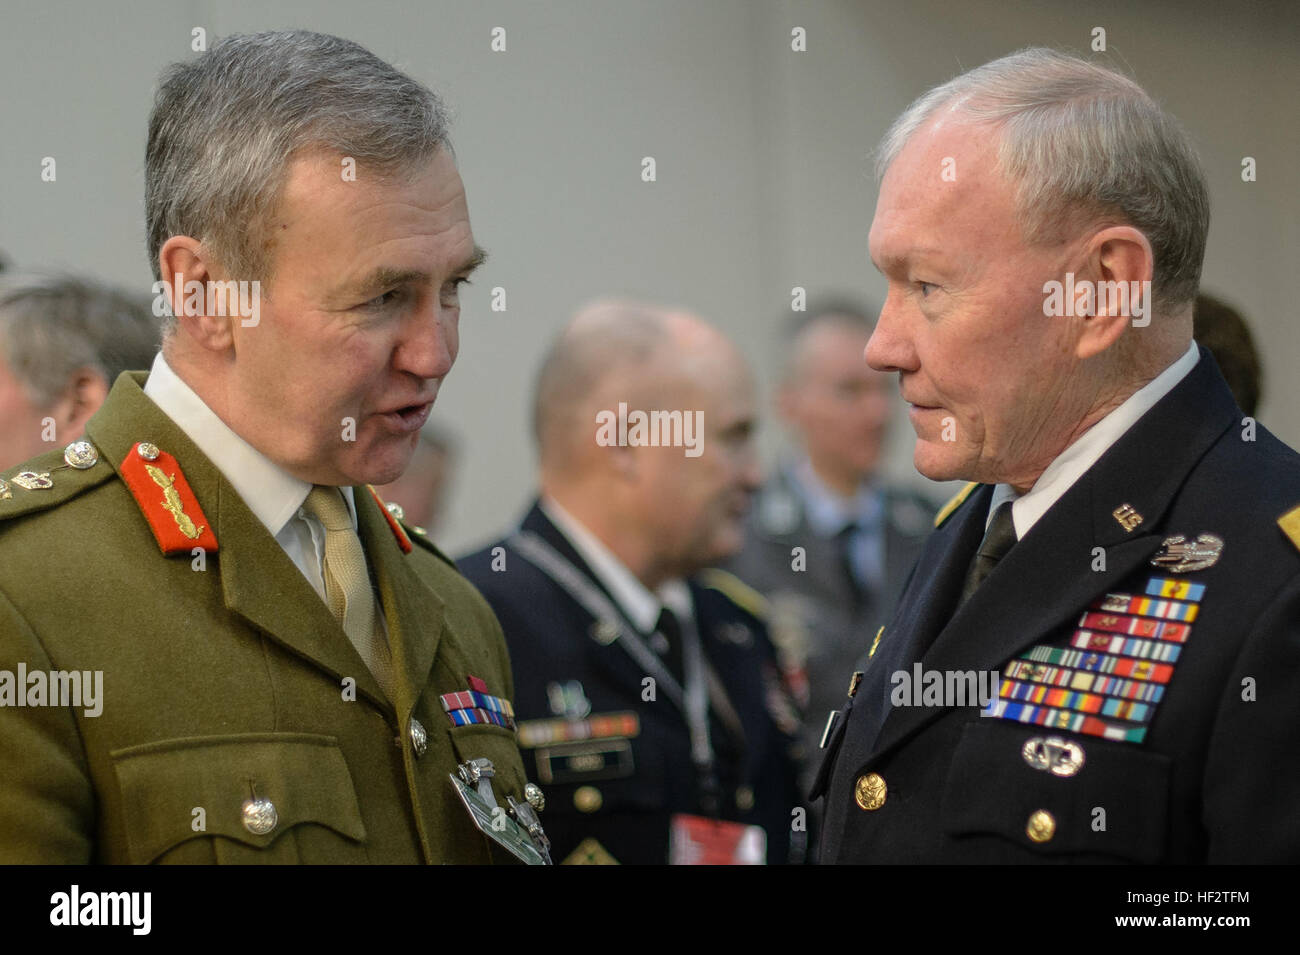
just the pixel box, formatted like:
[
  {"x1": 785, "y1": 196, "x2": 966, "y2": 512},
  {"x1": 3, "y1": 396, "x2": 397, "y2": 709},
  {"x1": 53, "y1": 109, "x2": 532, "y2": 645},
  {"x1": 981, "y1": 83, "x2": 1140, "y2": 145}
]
[
  {"x1": 48, "y1": 368, "x2": 110, "y2": 440},
  {"x1": 1074, "y1": 225, "x2": 1154, "y2": 361},
  {"x1": 158, "y1": 236, "x2": 235, "y2": 352}
]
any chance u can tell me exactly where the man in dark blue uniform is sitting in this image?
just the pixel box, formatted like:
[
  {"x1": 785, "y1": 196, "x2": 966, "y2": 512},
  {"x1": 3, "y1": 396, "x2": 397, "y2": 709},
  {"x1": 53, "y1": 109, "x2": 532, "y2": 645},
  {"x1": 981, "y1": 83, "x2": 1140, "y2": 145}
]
[
  {"x1": 460, "y1": 301, "x2": 803, "y2": 864},
  {"x1": 813, "y1": 48, "x2": 1300, "y2": 863}
]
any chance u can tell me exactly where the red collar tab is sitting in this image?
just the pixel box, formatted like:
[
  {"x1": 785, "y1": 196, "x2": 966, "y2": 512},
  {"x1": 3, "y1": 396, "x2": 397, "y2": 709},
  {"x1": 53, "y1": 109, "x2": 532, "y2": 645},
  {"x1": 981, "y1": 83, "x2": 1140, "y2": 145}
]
[
  {"x1": 119, "y1": 441, "x2": 219, "y2": 556},
  {"x1": 367, "y1": 485, "x2": 413, "y2": 554}
]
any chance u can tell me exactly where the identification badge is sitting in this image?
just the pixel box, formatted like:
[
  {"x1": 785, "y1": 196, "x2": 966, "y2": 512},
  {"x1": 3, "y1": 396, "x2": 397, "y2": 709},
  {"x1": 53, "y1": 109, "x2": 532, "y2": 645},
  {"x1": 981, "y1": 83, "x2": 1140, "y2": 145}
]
[{"x1": 668, "y1": 814, "x2": 766, "y2": 865}]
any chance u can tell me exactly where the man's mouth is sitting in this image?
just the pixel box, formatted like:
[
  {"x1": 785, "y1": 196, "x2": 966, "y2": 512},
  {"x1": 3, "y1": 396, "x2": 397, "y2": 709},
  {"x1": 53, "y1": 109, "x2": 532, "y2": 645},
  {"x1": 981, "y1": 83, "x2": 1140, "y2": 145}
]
[{"x1": 378, "y1": 400, "x2": 435, "y2": 432}]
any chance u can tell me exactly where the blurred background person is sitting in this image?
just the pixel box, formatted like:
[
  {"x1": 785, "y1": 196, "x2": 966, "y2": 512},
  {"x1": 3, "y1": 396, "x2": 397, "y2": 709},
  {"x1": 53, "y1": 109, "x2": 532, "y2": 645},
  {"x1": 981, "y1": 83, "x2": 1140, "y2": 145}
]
[
  {"x1": 1194, "y1": 292, "x2": 1263, "y2": 418},
  {"x1": 375, "y1": 421, "x2": 459, "y2": 537},
  {"x1": 459, "y1": 300, "x2": 803, "y2": 865},
  {"x1": 0, "y1": 273, "x2": 159, "y2": 471},
  {"x1": 724, "y1": 302, "x2": 935, "y2": 837}
]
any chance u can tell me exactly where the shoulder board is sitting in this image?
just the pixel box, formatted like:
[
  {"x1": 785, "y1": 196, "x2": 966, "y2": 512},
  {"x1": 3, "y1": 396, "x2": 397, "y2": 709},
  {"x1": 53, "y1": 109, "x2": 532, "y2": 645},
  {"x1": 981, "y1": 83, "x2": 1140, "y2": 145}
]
[
  {"x1": 698, "y1": 567, "x2": 769, "y2": 620},
  {"x1": 934, "y1": 481, "x2": 980, "y2": 528},
  {"x1": 365, "y1": 485, "x2": 456, "y2": 568},
  {"x1": 0, "y1": 441, "x2": 116, "y2": 526},
  {"x1": 1279, "y1": 504, "x2": 1300, "y2": 555}
]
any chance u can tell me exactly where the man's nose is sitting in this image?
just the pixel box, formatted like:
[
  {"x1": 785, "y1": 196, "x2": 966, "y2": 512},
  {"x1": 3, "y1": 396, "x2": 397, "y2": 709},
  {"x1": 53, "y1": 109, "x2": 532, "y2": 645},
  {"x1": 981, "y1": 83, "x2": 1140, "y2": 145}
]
[
  {"x1": 398, "y1": 303, "x2": 455, "y2": 380},
  {"x1": 865, "y1": 290, "x2": 917, "y2": 374}
]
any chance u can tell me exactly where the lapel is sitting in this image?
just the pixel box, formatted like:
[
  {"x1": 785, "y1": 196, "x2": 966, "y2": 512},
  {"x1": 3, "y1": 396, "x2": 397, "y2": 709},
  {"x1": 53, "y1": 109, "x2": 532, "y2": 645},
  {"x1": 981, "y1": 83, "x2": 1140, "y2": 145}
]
[
  {"x1": 85, "y1": 373, "x2": 390, "y2": 712},
  {"x1": 867, "y1": 346, "x2": 1239, "y2": 759},
  {"x1": 521, "y1": 502, "x2": 699, "y2": 719},
  {"x1": 357, "y1": 487, "x2": 446, "y2": 723},
  {"x1": 755, "y1": 465, "x2": 861, "y2": 608}
]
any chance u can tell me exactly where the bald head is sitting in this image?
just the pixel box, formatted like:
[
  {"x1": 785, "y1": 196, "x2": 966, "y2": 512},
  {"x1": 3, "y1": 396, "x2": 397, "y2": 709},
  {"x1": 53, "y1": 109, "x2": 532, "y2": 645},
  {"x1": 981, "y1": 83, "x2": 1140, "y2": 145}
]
[
  {"x1": 534, "y1": 299, "x2": 745, "y2": 477},
  {"x1": 532, "y1": 298, "x2": 761, "y2": 585}
]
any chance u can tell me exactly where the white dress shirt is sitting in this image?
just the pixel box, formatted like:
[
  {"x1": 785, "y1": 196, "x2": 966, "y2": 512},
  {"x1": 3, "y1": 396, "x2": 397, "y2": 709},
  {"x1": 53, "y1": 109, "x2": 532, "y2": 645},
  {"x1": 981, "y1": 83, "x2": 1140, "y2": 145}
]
[
  {"x1": 540, "y1": 497, "x2": 694, "y2": 631},
  {"x1": 142, "y1": 352, "x2": 361, "y2": 605},
  {"x1": 988, "y1": 342, "x2": 1200, "y2": 538}
]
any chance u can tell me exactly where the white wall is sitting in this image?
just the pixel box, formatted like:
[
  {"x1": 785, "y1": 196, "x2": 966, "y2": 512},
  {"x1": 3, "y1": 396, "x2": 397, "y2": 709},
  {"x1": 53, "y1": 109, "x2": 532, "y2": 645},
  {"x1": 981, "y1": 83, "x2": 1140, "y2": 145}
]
[{"x1": 2, "y1": 0, "x2": 1294, "y2": 553}]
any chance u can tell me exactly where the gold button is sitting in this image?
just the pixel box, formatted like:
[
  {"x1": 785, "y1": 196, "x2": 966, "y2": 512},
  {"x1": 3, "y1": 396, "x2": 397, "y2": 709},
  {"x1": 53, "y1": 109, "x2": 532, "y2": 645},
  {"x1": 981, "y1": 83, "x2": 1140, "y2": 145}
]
[
  {"x1": 573, "y1": 785, "x2": 603, "y2": 813},
  {"x1": 854, "y1": 773, "x2": 887, "y2": 811},
  {"x1": 1026, "y1": 809, "x2": 1056, "y2": 843}
]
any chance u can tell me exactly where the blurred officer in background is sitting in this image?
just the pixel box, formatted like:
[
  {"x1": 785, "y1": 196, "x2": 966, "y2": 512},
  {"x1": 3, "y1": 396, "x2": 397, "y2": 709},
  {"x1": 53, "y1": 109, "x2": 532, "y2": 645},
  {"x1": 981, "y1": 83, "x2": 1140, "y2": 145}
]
[
  {"x1": 0, "y1": 274, "x2": 158, "y2": 472},
  {"x1": 724, "y1": 302, "x2": 934, "y2": 851},
  {"x1": 0, "y1": 30, "x2": 537, "y2": 865},
  {"x1": 459, "y1": 300, "x2": 803, "y2": 864}
]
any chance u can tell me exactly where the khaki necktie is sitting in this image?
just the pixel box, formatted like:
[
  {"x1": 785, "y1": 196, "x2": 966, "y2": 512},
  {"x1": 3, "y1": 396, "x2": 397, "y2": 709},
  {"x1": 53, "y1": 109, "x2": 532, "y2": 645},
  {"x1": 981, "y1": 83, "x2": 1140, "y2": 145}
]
[{"x1": 302, "y1": 486, "x2": 394, "y2": 699}]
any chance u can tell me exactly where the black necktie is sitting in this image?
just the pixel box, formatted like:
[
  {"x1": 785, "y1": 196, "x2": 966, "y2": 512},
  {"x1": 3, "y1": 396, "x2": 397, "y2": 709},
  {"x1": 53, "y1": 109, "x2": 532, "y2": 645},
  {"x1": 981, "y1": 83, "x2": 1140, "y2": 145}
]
[
  {"x1": 958, "y1": 501, "x2": 1018, "y2": 607},
  {"x1": 834, "y1": 522, "x2": 864, "y2": 608},
  {"x1": 653, "y1": 606, "x2": 686, "y2": 684}
]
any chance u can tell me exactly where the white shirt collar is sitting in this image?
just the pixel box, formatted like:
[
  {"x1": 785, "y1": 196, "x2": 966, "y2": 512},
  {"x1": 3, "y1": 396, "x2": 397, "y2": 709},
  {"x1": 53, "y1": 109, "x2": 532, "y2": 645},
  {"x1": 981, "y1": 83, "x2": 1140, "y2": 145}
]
[
  {"x1": 142, "y1": 352, "x2": 356, "y2": 537},
  {"x1": 540, "y1": 497, "x2": 691, "y2": 633},
  {"x1": 989, "y1": 342, "x2": 1200, "y2": 538}
]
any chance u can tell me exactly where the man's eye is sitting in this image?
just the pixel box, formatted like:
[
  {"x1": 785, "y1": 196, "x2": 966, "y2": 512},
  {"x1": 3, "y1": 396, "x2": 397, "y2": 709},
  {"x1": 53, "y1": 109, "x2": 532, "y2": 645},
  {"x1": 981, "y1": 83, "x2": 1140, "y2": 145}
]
[
  {"x1": 917, "y1": 281, "x2": 938, "y2": 297},
  {"x1": 440, "y1": 277, "x2": 470, "y2": 306},
  {"x1": 361, "y1": 289, "x2": 404, "y2": 310}
]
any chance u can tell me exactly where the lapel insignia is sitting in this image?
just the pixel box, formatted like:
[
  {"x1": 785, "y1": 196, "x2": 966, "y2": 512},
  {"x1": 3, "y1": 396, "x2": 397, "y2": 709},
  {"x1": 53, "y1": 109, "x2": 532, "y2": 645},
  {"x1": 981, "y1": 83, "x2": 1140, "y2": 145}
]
[
  {"x1": 1112, "y1": 503, "x2": 1143, "y2": 531},
  {"x1": 11, "y1": 470, "x2": 54, "y2": 490},
  {"x1": 846, "y1": 670, "x2": 864, "y2": 698},
  {"x1": 1150, "y1": 533, "x2": 1223, "y2": 573},
  {"x1": 1280, "y1": 505, "x2": 1300, "y2": 553},
  {"x1": 868, "y1": 625, "x2": 884, "y2": 659},
  {"x1": 0, "y1": 479, "x2": 10, "y2": 500},
  {"x1": 366, "y1": 486, "x2": 413, "y2": 553},
  {"x1": 119, "y1": 441, "x2": 219, "y2": 555},
  {"x1": 984, "y1": 576, "x2": 1206, "y2": 745}
]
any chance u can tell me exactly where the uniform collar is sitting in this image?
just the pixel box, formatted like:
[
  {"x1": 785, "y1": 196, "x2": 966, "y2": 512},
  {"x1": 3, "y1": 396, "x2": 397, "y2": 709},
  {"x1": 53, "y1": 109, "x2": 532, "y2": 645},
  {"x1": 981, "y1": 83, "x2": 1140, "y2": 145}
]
[
  {"x1": 790, "y1": 457, "x2": 883, "y2": 537},
  {"x1": 989, "y1": 341, "x2": 1199, "y2": 538},
  {"x1": 539, "y1": 496, "x2": 691, "y2": 633},
  {"x1": 143, "y1": 352, "x2": 356, "y2": 537}
]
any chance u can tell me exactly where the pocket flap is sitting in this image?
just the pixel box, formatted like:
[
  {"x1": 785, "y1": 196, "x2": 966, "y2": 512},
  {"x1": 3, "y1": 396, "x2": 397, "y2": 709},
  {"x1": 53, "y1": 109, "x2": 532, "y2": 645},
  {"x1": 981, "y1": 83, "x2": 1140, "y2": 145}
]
[
  {"x1": 940, "y1": 720, "x2": 1170, "y2": 862},
  {"x1": 111, "y1": 733, "x2": 366, "y2": 864}
]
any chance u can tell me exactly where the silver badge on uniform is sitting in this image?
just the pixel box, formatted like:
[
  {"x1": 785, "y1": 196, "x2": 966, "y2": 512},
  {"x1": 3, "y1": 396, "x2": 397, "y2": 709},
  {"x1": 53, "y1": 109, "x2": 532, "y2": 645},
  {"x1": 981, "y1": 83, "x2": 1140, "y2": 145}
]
[
  {"x1": 449, "y1": 757, "x2": 553, "y2": 865},
  {"x1": 1150, "y1": 533, "x2": 1223, "y2": 573}
]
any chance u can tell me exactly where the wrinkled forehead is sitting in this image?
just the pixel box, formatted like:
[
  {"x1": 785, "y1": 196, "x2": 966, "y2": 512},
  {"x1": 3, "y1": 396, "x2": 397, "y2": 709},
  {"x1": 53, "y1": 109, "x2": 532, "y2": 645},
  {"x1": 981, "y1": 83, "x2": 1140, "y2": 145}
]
[{"x1": 870, "y1": 118, "x2": 1021, "y2": 265}]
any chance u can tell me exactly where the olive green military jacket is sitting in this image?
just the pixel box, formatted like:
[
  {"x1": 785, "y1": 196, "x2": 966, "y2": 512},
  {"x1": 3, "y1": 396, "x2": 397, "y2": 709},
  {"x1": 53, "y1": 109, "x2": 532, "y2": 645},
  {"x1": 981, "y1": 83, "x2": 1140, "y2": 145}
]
[{"x1": 0, "y1": 372, "x2": 526, "y2": 863}]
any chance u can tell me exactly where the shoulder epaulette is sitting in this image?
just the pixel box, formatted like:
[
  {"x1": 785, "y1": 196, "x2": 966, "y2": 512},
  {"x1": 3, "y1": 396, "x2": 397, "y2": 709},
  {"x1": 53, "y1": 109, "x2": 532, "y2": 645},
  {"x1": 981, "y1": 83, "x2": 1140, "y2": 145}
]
[
  {"x1": 1279, "y1": 504, "x2": 1300, "y2": 555},
  {"x1": 0, "y1": 440, "x2": 116, "y2": 526},
  {"x1": 698, "y1": 567, "x2": 769, "y2": 620},
  {"x1": 934, "y1": 481, "x2": 980, "y2": 528}
]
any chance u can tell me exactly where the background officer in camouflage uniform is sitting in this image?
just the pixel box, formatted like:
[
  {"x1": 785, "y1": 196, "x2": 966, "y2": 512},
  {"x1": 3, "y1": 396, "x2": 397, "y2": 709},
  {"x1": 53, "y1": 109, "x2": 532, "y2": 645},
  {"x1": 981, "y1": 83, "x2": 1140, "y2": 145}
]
[{"x1": 0, "y1": 31, "x2": 532, "y2": 864}]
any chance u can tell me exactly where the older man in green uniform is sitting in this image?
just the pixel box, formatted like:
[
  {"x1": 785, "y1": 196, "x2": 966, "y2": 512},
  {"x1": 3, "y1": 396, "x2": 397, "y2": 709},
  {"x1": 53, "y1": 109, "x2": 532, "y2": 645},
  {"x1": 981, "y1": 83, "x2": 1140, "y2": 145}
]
[{"x1": 0, "y1": 31, "x2": 541, "y2": 864}]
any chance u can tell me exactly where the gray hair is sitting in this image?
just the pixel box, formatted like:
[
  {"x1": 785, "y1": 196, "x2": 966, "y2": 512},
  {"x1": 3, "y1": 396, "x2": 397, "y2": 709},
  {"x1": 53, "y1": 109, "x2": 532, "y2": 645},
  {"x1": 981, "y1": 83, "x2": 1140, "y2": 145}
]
[
  {"x1": 145, "y1": 30, "x2": 452, "y2": 329},
  {"x1": 0, "y1": 274, "x2": 161, "y2": 407},
  {"x1": 876, "y1": 48, "x2": 1210, "y2": 310}
]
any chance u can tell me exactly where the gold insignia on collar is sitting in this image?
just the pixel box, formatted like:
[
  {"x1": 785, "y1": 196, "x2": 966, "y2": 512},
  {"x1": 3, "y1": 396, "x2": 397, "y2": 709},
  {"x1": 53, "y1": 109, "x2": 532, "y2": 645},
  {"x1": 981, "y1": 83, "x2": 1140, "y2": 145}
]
[
  {"x1": 868, "y1": 626, "x2": 884, "y2": 659},
  {"x1": 11, "y1": 470, "x2": 53, "y2": 491},
  {"x1": 0, "y1": 479, "x2": 10, "y2": 500},
  {"x1": 1280, "y1": 505, "x2": 1300, "y2": 555},
  {"x1": 1112, "y1": 503, "x2": 1143, "y2": 532},
  {"x1": 145, "y1": 464, "x2": 205, "y2": 540}
]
